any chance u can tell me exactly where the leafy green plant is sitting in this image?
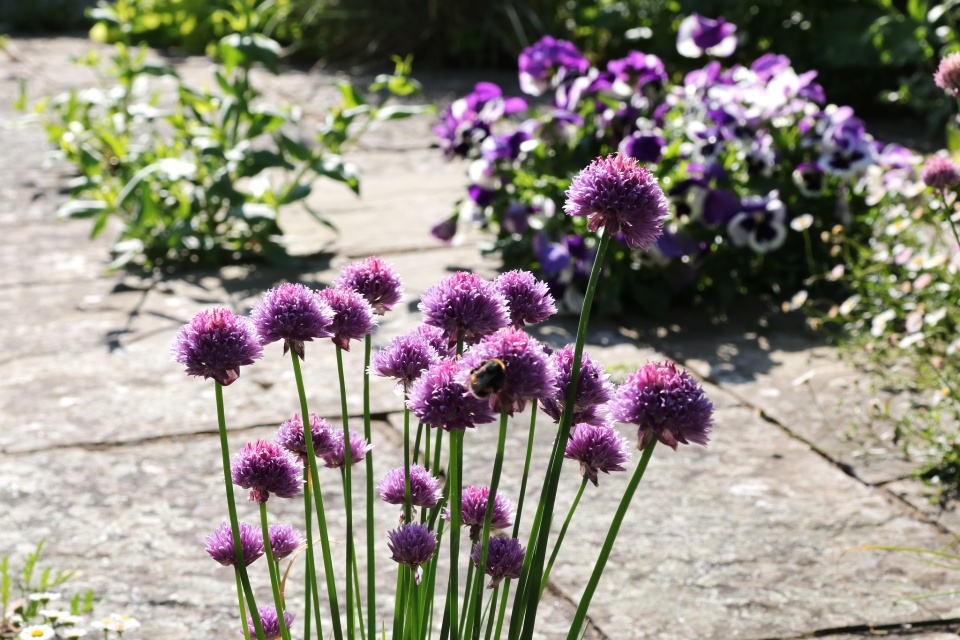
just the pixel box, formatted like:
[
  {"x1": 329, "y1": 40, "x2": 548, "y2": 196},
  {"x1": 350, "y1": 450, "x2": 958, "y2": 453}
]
[
  {"x1": 867, "y1": 0, "x2": 960, "y2": 133},
  {"x1": 21, "y1": 0, "x2": 430, "y2": 272},
  {"x1": 0, "y1": 540, "x2": 96, "y2": 639}
]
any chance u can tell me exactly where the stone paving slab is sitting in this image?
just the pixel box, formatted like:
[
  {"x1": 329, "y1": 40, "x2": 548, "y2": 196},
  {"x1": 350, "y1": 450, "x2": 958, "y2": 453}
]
[{"x1": 4, "y1": 34, "x2": 960, "y2": 640}]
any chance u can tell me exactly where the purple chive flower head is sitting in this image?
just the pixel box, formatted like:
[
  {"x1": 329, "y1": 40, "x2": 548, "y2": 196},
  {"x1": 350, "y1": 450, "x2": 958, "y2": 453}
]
[
  {"x1": 412, "y1": 324, "x2": 453, "y2": 358},
  {"x1": 563, "y1": 152, "x2": 668, "y2": 250},
  {"x1": 455, "y1": 486, "x2": 513, "y2": 540},
  {"x1": 934, "y1": 52, "x2": 960, "y2": 97},
  {"x1": 388, "y1": 523, "x2": 438, "y2": 584},
  {"x1": 459, "y1": 327, "x2": 557, "y2": 415},
  {"x1": 231, "y1": 440, "x2": 303, "y2": 503},
  {"x1": 471, "y1": 536, "x2": 525, "y2": 588},
  {"x1": 494, "y1": 270, "x2": 557, "y2": 329},
  {"x1": 317, "y1": 287, "x2": 377, "y2": 351},
  {"x1": 172, "y1": 308, "x2": 263, "y2": 386},
  {"x1": 407, "y1": 358, "x2": 498, "y2": 431},
  {"x1": 921, "y1": 155, "x2": 960, "y2": 191},
  {"x1": 419, "y1": 272, "x2": 510, "y2": 346},
  {"x1": 677, "y1": 14, "x2": 737, "y2": 59},
  {"x1": 267, "y1": 524, "x2": 304, "y2": 561},
  {"x1": 250, "y1": 283, "x2": 334, "y2": 359},
  {"x1": 247, "y1": 607, "x2": 294, "y2": 640},
  {"x1": 204, "y1": 521, "x2": 264, "y2": 567},
  {"x1": 322, "y1": 429, "x2": 372, "y2": 468},
  {"x1": 610, "y1": 361, "x2": 714, "y2": 451},
  {"x1": 275, "y1": 413, "x2": 336, "y2": 463},
  {"x1": 564, "y1": 423, "x2": 631, "y2": 486},
  {"x1": 539, "y1": 345, "x2": 612, "y2": 425},
  {"x1": 371, "y1": 332, "x2": 440, "y2": 388},
  {"x1": 333, "y1": 256, "x2": 404, "y2": 315},
  {"x1": 378, "y1": 464, "x2": 443, "y2": 509}
]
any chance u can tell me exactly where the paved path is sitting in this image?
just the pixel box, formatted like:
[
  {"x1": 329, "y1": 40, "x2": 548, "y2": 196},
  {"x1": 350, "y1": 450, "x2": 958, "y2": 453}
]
[{"x1": 2, "y1": 36, "x2": 960, "y2": 640}]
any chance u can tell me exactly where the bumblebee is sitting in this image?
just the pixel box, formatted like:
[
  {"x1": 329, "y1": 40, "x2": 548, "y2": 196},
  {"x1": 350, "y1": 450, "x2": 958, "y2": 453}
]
[{"x1": 467, "y1": 358, "x2": 506, "y2": 399}]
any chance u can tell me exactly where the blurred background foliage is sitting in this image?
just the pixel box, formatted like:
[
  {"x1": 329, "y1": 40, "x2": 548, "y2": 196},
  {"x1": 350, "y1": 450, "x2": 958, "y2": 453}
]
[{"x1": 2, "y1": 0, "x2": 958, "y2": 129}]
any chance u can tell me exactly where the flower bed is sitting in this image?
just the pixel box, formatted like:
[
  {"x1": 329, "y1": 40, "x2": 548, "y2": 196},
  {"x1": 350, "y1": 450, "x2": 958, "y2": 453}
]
[{"x1": 431, "y1": 15, "x2": 931, "y2": 317}]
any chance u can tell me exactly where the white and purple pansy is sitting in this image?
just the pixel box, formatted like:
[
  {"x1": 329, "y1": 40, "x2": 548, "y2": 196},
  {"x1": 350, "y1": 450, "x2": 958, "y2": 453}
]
[
  {"x1": 518, "y1": 35, "x2": 591, "y2": 97},
  {"x1": 677, "y1": 14, "x2": 738, "y2": 59},
  {"x1": 727, "y1": 191, "x2": 788, "y2": 253}
]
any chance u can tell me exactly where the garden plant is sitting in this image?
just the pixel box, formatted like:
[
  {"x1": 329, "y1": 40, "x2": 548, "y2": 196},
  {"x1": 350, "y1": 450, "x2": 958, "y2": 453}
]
[
  {"x1": 0, "y1": 541, "x2": 141, "y2": 640},
  {"x1": 19, "y1": 0, "x2": 429, "y2": 271},
  {"x1": 806, "y1": 52, "x2": 960, "y2": 502},
  {"x1": 431, "y1": 14, "x2": 960, "y2": 500},
  {"x1": 173, "y1": 150, "x2": 715, "y2": 639}
]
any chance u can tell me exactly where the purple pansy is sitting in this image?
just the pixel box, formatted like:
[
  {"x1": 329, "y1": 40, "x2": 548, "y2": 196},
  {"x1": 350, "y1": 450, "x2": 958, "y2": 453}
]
[
  {"x1": 727, "y1": 191, "x2": 788, "y2": 253},
  {"x1": 677, "y1": 14, "x2": 737, "y2": 59},
  {"x1": 172, "y1": 308, "x2": 263, "y2": 386},
  {"x1": 518, "y1": 36, "x2": 590, "y2": 97}
]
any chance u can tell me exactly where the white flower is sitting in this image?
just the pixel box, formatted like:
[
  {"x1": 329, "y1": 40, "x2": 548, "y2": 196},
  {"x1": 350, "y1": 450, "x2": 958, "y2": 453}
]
[
  {"x1": 884, "y1": 218, "x2": 911, "y2": 236},
  {"x1": 782, "y1": 290, "x2": 808, "y2": 312},
  {"x1": 57, "y1": 614, "x2": 85, "y2": 626},
  {"x1": 826, "y1": 264, "x2": 845, "y2": 281},
  {"x1": 925, "y1": 308, "x2": 947, "y2": 326},
  {"x1": 62, "y1": 629, "x2": 87, "y2": 639},
  {"x1": 789, "y1": 213, "x2": 814, "y2": 231},
  {"x1": 92, "y1": 614, "x2": 140, "y2": 633},
  {"x1": 18, "y1": 625, "x2": 55, "y2": 640},
  {"x1": 37, "y1": 609, "x2": 63, "y2": 621},
  {"x1": 870, "y1": 310, "x2": 896, "y2": 337},
  {"x1": 839, "y1": 294, "x2": 860, "y2": 316},
  {"x1": 27, "y1": 593, "x2": 60, "y2": 603},
  {"x1": 905, "y1": 310, "x2": 924, "y2": 333},
  {"x1": 898, "y1": 333, "x2": 924, "y2": 349}
]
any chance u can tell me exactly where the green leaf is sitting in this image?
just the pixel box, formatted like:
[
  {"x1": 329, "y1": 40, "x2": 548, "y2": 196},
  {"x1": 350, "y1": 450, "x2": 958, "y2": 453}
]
[
  {"x1": 312, "y1": 155, "x2": 361, "y2": 194},
  {"x1": 374, "y1": 104, "x2": 434, "y2": 121},
  {"x1": 907, "y1": 0, "x2": 928, "y2": 22},
  {"x1": 56, "y1": 200, "x2": 108, "y2": 220},
  {"x1": 305, "y1": 204, "x2": 339, "y2": 232},
  {"x1": 338, "y1": 81, "x2": 367, "y2": 108},
  {"x1": 947, "y1": 120, "x2": 960, "y2": 155},
  {"x1": 235, "y1": 203, "x2": 277, "y2": 220},
  {"x1": 87, "y1": 6, "x2": 120, "y2": 25},
  {"x1": 279, "y1": 183, "x2": 312, "y2": 205},
  {"x1": 218, "y1": 33, "x2": 281, "y2": 74}
]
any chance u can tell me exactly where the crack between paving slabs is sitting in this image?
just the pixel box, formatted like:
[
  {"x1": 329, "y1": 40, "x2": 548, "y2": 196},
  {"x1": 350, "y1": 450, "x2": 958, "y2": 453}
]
[
  {"x1": 751, "y1": 615, "x2": 960, "y2": 639},
  {"x1": 647, "y1": 338, "x2": 960, "y2": 537}
]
